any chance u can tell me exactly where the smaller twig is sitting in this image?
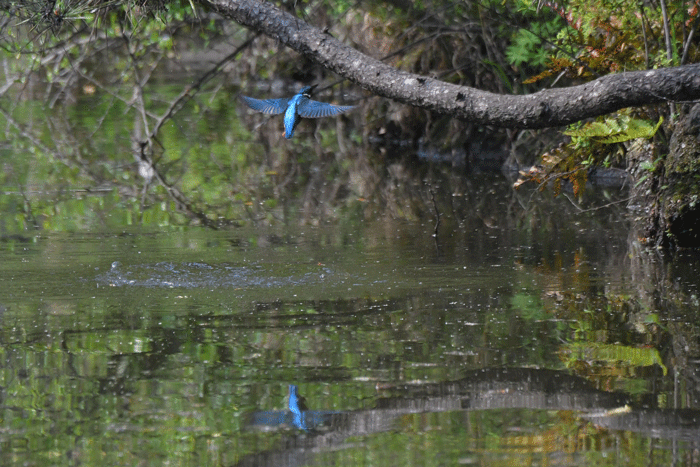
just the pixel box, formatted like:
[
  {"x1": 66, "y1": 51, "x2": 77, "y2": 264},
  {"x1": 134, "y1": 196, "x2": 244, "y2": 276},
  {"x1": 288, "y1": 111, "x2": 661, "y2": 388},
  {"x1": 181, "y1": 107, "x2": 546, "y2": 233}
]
[
  {"x1": 658, "y1": 0, "x2": 675, "y2": 119},
  {"x1": 681, "y1": 15, "x2": 699, "y2": 65},
  {"x1": 639, "y1": 4, "x2": 649, "y2": 69},
  {"x1": 87, "y1": 95, "x2": 119, "y2": 140},
  {"x1": 121, "y1": 25, "x2": 154, "y2": 139},
  {"x1": 659, "y1": 0, "x2": 673, "y2": 63},
  {"x1": 429, "y1": 185, "x2": 440, "y2": 237},
  {"x1": 573, "y1": 196, "x2": 635, "y2": 214}
]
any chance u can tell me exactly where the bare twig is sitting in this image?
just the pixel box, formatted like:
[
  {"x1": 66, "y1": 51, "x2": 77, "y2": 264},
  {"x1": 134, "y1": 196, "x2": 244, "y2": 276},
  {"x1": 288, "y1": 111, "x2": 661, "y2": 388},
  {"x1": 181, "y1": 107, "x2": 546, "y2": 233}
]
[
  {"x1": 658, "y1": 0, "x2": 676, "y2": 119},
  {"x1": 681, "y1": 14, "x2": 699, "y2": 65},
  {"x1": 640, "y1": 5, "x2": 649, "y2": 69},
  {"x1": 659, "y1": 0, "x2": 673, "y2": 63}
]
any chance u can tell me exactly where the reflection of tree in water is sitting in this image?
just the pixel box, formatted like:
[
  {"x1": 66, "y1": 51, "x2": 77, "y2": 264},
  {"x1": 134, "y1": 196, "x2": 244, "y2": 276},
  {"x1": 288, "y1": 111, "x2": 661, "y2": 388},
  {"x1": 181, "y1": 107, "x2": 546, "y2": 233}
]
[
  {"x1": 244, "y1": 368, "x2": 700, "y2": 467},
  {"x1": 0, "y1": 0, "x2": 641, "y2": 235},
  {"x1": 628, "y1": 242, "x2": 700, "y2": 411},
  {"x1": 0, "y1": 0, "x2": 541, "y2": 230}
]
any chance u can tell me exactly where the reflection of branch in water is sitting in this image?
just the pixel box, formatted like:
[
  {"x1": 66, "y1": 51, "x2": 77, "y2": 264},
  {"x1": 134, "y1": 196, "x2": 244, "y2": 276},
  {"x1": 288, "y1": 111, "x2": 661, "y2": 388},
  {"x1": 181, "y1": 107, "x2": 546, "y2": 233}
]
[
  {"x1": 122, "y1": 22, "x2": 164, "y2": 146},
  {"x1": 241, "y1": 368, "x2": 638, "y2": 466},
  {"x1": 10, "y1": 177, "x2": 40, "y2": 230},
  {"x1": 123, "y1": 33, "x2": 260, "y2": 227},
  {"x1": 429, "y1": 184, "x2": 440, "y2": 238},
  {"x1": 583, "y1": 407, "x2": 700, "y2": 442},
  {"x1": 149, "y1": 33, "x2": 260, "y2": 141},
  {"x1": 0, "y1": 103, "x2": 94, "y2": 179}
]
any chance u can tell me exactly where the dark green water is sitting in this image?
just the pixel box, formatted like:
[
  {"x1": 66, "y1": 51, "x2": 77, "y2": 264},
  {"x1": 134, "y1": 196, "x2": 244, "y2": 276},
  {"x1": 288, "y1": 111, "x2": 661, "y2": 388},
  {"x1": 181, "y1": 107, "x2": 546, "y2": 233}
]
[{"x1": 1, "y1": 191, "x2": 698, "y2": 466}]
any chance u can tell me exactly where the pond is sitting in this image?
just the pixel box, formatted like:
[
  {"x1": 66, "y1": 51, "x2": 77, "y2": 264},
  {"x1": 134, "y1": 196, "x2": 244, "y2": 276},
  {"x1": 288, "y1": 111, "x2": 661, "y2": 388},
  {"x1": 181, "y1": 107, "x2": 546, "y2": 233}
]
[
  {"x1": 1, "y1": 170, "x2": 699, "y2": 466},
  {"x1": 1, "y1": 28, "x2": 699, "y2": 464}
]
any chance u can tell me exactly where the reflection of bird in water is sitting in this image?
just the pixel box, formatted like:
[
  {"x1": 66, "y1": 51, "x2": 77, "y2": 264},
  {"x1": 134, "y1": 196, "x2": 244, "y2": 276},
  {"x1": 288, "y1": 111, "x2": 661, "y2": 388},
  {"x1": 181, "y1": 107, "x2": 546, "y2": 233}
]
[
  {"x1": 241, "y1": 85, "x2": 355, "y2": 139},
  {"x1": 288, "y1": 385, "x2": 310, "y2": 431},
  {"x1": 288, "y1": 385, "x2": 308, "y2": 414}
]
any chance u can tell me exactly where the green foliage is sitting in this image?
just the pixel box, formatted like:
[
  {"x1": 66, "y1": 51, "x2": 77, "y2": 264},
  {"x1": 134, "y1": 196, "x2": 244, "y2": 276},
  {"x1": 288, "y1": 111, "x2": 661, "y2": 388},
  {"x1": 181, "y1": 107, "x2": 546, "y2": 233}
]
[
  {"x1": 507, "y1": 0, "x2": 696, "y2": 196},
  {"x1": 0, "y1": 0, "x2": 198, "y2": 57},
  {"x1": 517, "y1": 110, "x2": 664, "y2": 197},
  {"x1": 506, "y1": 16, "x2": 563, "y2": 69},
  {"x1": 510, "y1": 0, "x2": 698, "y2": 79},
  {"x1": 564, "y1": 115, "x2": 664, "y2": 145}
]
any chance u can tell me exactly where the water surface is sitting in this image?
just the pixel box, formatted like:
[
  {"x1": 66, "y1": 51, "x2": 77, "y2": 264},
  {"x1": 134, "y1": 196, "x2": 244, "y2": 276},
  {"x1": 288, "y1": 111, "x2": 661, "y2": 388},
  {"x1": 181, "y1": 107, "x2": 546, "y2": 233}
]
[{"x1": 1, "y1": 184, "x2": 698, "y2": 466}]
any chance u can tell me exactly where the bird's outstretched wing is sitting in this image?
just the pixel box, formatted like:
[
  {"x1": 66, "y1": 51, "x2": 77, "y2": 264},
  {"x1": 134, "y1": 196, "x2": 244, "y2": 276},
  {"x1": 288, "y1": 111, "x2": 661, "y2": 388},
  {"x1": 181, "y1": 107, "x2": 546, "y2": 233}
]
[
  {"x1": 297, "y1": 100, "x2": 355, "y2": 118},
  {"x1": 240, "y1": 96, "x2": 290, "y2": 115}
]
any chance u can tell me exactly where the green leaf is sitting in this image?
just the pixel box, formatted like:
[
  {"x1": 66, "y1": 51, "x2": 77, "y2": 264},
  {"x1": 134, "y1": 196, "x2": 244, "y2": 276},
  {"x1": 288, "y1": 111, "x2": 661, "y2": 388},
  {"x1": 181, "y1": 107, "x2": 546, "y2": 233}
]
[{"x1": 564, "y1": 116, "x2": 663, "y2": 144}]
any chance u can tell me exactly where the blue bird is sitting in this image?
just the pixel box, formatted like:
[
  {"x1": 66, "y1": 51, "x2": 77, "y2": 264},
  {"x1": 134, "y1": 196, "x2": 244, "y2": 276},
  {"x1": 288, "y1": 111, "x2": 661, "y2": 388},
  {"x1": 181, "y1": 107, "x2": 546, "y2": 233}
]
[
  {"x1": 288, "y1": 385, "x2": 308, "y2": 415},
  {"x1": 241, "y1": 85, "x2": 355, "y2": 139},
  {"x1": 288, "y1": 384, "x2": 309, "y2": 430}
]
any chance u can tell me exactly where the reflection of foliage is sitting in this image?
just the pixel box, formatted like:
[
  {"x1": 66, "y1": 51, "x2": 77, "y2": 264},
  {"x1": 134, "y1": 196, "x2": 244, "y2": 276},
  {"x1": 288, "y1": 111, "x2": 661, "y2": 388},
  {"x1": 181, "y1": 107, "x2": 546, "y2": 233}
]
[
  {"x1": 545, "y1": 291, "x2": 669, "y2": 386},
  {"x1": 559, "y1": 341, "x2": 667, "y2": 376},
  {"x1": 536, "y1": 246, "x2": 669, "y2": 385}
]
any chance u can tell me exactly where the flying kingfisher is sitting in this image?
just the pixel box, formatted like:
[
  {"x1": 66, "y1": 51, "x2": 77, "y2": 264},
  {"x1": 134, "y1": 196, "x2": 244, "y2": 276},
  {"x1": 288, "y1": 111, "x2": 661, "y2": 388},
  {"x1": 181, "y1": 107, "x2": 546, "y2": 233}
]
[{"x1": 240, "y1": 85, "x2": 355, "y2": 139}]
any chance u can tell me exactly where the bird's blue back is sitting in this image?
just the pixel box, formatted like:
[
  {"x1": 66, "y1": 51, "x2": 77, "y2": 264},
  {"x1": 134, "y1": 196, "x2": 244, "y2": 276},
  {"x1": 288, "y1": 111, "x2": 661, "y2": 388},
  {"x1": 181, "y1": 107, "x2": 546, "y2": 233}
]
[
  {"x1": 284, "y1": 92, "x2": 309, "y2": 139},
  {"x1": 241, "y1": 86, "x2": 354, "y2": 139}
]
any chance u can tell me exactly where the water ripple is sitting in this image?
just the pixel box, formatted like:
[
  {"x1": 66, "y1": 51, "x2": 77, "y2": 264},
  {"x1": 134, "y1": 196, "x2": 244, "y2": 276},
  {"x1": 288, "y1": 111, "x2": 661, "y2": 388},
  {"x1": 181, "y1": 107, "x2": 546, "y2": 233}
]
[{"x1": 97, "y1": 261, "x2": 333, "y2": 289}]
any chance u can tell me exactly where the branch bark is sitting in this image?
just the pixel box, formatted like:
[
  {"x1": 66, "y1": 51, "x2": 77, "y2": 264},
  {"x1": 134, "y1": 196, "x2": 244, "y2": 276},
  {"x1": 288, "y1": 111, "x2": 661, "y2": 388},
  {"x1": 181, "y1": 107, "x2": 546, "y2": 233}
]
[{"x1": 200, "y1": 0, "x2": 700, "y2": 129}]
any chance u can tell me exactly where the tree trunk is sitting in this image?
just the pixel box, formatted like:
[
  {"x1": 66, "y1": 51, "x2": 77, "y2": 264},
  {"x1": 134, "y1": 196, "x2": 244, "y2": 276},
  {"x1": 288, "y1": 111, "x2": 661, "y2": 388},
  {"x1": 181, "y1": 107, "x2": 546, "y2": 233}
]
[
  {"x1": 635, "y1": 104, "x2": 700, "y2": 248},
  {"x1": 200, "y1": 0, "x2": 700, "y2": 128}
]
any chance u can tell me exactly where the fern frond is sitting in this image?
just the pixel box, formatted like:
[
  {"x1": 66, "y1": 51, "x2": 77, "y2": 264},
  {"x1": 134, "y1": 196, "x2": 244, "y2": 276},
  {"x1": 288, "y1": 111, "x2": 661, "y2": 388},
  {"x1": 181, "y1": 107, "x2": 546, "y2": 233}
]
[
  {"x1": 564, "y1": 116, "x2": 663, "y2": 144},
  {"x1": 597, "y1": 116, "x2": 663, "y2": 143}
]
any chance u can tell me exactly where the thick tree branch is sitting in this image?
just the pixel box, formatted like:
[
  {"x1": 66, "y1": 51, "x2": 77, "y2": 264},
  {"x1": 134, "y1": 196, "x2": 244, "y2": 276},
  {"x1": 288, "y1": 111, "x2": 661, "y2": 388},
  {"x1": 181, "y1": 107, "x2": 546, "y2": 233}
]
[{"x1": 201, "y1": 0, "x2": 700, "y2": 129}]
